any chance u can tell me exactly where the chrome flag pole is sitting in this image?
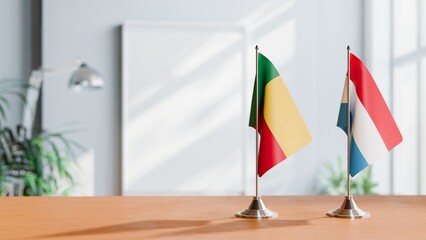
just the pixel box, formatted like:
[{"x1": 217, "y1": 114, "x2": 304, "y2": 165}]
[
  {"x1": 256, "y1": 44, "x2": 260, "y2": 199},
  {"x1": 236, "y1": 45, "x2": 277, "y2": 219},
  {"x1": 327, "y1": 46, "x2": 370, "y2": 219}
]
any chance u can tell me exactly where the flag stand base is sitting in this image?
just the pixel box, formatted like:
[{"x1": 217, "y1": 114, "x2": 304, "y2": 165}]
[
  {"x1": 327, "y1": 195, "x2": 370, "y2": 219},
  {"x1": 236, "y1": 196, "x2": 278, "y2": 219}
]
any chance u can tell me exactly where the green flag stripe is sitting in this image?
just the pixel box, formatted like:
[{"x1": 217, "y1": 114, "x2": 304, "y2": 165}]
[{"x1": 249, "y1": 53, "x2": 280, "y2": 127}]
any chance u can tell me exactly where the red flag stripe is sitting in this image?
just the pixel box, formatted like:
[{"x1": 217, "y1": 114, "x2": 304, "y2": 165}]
[
  {"x1": 256, "y1": 109, "x2": 287, "y2": 177},
  {"x1": 349, "y1": 53, "x2": 403, "y2": 150}
]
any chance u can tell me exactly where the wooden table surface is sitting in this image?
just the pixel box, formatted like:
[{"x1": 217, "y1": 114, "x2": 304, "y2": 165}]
[{"x1": 1, "y1": 196, "x2": 425, "y2": 239}]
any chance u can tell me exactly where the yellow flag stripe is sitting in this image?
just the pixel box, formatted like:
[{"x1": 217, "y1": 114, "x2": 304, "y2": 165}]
[{"x1": 263, "y1": 76, "x2": 312, "y2": 156}]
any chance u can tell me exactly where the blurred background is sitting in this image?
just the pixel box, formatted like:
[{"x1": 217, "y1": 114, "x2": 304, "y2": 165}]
[{"x1": 0, "y1": 0, "x2": 424, "y2": 196}]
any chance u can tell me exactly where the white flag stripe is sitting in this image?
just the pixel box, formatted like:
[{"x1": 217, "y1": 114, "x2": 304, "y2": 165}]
[{"x1": 349, "y1": 80, "x2": 389, "y2": 164}]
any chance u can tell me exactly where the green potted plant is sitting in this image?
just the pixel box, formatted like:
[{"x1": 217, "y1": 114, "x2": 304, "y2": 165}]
[
  {"x1": 0, "y1": 79, "x2": 81, "y2": 196},
  {"x1": 319, "y1": 156, "x2": 378, "y2": 195}
]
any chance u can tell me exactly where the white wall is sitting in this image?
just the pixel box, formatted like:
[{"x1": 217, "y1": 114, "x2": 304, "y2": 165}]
[
  {"x1": 315, "y1": 0, "x2": 365, "y2": 191},
  {"x1": 0, "y1": 0, "x2": 32, "y2": 127},
  {"x1": 42, "y1": 0, "x2": 363, "y2": 195},
  {"x1": 365, "y1": 0, "x2": 426, "y2": 195}
]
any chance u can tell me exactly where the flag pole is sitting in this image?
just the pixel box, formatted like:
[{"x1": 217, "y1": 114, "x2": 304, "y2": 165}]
[
  {"x1": 255, "y1": 45, "x2": 259, "y2": 198},
  {"x1": 236, "y1": 45, "x2": 277, "y2": 219},
  {"x1": 346, "y1": 45, "x2": 351, "y2": 198},
  {"x1": 326, "y1": 46, "x2": 369, "y2": 219}
]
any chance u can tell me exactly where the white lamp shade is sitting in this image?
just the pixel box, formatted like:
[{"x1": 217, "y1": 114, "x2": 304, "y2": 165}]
[{"x1": 69, "y1": 63, "x2": 104, "y2": 90}]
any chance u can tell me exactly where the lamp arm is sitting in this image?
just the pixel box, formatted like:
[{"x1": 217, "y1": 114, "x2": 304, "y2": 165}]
[
  {"x1": 34, "y1": 58, "x2": 82, "y2": 77},
  {"x1": 21, "y1": 59, "x2": 81, "y2": 137},
  {"x1": 21, "y1": 59, "x2": 103, "y2": 136},
  {"x1": 21, "y1": 73, "x2": 42, "y2": 137}
]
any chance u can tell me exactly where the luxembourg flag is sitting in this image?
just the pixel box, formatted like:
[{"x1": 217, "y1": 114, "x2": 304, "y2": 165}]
[{"x1": 337, "y1": 53, "x2": 403, "y2": 177}]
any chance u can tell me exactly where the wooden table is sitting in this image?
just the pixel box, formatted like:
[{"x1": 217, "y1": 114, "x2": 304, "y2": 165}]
[{"x1": 1, "y1": 196, "x2": 425, "y2": 239}]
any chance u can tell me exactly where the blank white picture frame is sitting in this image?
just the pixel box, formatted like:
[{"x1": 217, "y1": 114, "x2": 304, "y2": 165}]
[{"x1": 121, "y1": 21, "x2": 248, "y2": 195}]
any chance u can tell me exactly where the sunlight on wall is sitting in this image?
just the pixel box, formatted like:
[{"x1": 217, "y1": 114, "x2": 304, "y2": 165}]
[
  {"x1": 393, "y1": 62, "x2": 418, "y2": 194},
  {"x1": 113, "y1": 0, "x2": 364, "y2": 196},
  {"x1": 240, "y1": 0, "x2": 294, "y2": 31},
  {"x1": 393, "y1": 0, "x2": 418, "y2": 58},
  {"x1": 366, "y1": 0, "x2": 425, "y2": 195},
  {"x1": 173, "y1": 31, "x2": 244, "y2": 79},
  {"x1": 257, "y1": 19, "x2": 295, "y2": 71}
]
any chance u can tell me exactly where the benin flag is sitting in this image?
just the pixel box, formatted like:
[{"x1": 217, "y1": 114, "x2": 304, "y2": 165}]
[{"x1": 249, "y1": 53, "x2": 311, "y2": 177}]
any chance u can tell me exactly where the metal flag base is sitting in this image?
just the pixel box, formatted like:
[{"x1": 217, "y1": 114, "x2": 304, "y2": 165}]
[
  {"x1": 327, "y1": 195, "x2": 370, "y2": 219},
  {"x1": 236, "y1": 196, "x2": 278, "y2": 219}
]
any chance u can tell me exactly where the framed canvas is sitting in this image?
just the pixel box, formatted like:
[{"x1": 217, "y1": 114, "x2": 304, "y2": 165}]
[{"x1": 121, "y1": 21, "x2": 249, "y2": 195}]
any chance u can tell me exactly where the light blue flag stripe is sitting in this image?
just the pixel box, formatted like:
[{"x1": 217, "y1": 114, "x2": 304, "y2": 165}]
[
  {"x1": 337, "y1": 103, "x2": 369, "y2": 176},
  {"x1": 350, "y1": 137, "x2": 369, "y2": 176}
]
